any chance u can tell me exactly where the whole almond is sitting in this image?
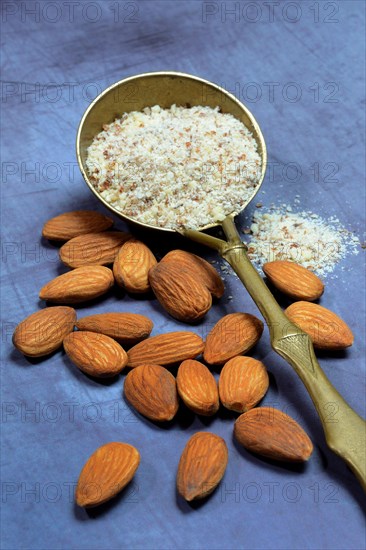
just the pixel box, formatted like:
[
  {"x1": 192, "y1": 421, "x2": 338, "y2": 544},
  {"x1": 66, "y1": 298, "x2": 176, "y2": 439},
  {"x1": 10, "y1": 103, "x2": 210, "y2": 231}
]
[
  {"x1": 76, "y1": 312, "x2": 153, "y2": 346},
  {"x1": 42, "y1": 210, "x2": 113, "y2": 241},
  {"x1": 285, "y1": 301, "x2": 354, "y2": 350},
  {"x1": 39, "y1": 266, "x2": 114, "y2": 304},
  {"x1": 219, "y1": 356, "x2": 269, "y2": 413},
  {"x1": 177, "y1": 360, "x2": 219, "y2": 416},
  {"x1": 113, "y1": 239, "x2": 157, "y2": 293},
  {"x1": 76, "y1": 442, "x2": 140, "y2": 507},
  {"x1": 63, "y1": 331, "x2": 128, "y2": 378},
  {"x1": 234, "y1": 407, "x2": 313, "y2": 462},
  {"x1": 161, "y1": 250, "x2": 224, "y2": 298},
  {"x1": 263, "y1": 260, "x2": 324, "y2": 301},
  {"x1": 204, "y1": 313, "x2": 264, "y2": 365},
  {"x1": 127, "y1": 332, "x2": 205, "y2": 368},
  {"x1": 149, "y1": 262, "x2": 212, "y2": 322},
  {"x1": 59, "y1": 231, "x2": 131, "y2": 268},
  {"x1": 12, "y1": 306, "x2": 76, "y2": 357},
  {"x1": 124, "y1": 364, "x2": 179, "y2": 421},
  {"x1": 177, "y1": 432, "x2": 228, "y2": 501}
]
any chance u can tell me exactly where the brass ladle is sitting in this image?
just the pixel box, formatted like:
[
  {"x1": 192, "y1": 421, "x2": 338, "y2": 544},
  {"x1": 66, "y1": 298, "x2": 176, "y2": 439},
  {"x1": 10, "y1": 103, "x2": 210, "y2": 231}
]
[{"x1": 77, "y1": 71, "x2": 366, "y2": 492}]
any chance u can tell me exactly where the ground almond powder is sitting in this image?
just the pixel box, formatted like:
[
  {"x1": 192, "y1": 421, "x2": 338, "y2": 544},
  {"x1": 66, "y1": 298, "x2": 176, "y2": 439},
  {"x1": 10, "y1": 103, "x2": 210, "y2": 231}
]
[
  {"x1": 86, "y1": 104, "x2": 262, "y2": 230},
  {"x1": 242, "y1": 205, "x2": 360, "y2": 277}
]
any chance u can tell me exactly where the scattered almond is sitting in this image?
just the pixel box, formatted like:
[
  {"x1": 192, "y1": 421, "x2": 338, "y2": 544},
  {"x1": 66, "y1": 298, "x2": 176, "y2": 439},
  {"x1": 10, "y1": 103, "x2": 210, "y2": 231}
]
[
  {"x1": 177, "y1": 432, "x2": 228, "y2": 501},
  {"x1": 234, "y1": 407, "x2": 313, "y2": 462},
  {"x1": 59, "y1": 231, "x2": 131, "y2": 268},
  {"x1": 113, "y1": 239, "x2": 157, "y2": 293},
  {"x1": 12, "y1": 306, "x2": 76, "y2": 357},
  {"x1": 161, "y1": 250, "x2": 224, "y2": 298},
  {"x1": 149, "y1": 261, "x2": 212, "y2": 322},
  {"x1": 76, "y1": 442, "x2": 140, "y2": 507},
  {"x1": 263, "y1": 260, "x2": 324, "y2": 301},
  {"x1": 63, "y1": 331, "x2": 128, "y2": 378},
  {"x1": 219, "y1": 356, "x2": 269, "y2": 413},
  {"x1": 176, "y1": 360, "x2": 219, "y2": 416},
  {"x1": 42, "y1": 210, "x2": 113, "y2": 241},
  {"x1": 124, "y1": 364, "x2": 179, "y2": 422},
  {"x1": 285, "y1": 301, "x2": 354, "y2": 350},
  {"x1": 204, "y1": 313, "x2": 264, "y2": 365},
  {"x1": 127, "y1": 332, "x2": 205, "y2": 368},
  {"x1": 76, "y1": 312, "x2": 153, "y2": 347},
  {"x1": 39, "y1": 266, "x2": 114, "y2": 304}
]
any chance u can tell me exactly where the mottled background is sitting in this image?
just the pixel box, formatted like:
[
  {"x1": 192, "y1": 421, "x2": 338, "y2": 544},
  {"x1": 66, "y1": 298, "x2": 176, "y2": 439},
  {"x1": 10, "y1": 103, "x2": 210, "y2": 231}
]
[{"x1": 1, "y1": 1, "x2": 365, "y2": 549}]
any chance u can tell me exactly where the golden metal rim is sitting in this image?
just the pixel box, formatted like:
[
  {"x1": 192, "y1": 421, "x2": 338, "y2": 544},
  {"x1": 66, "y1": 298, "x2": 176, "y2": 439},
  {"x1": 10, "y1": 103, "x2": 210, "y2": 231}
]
[{"x1": 76, "y1": 71, "x2": 267, "y2": 233}]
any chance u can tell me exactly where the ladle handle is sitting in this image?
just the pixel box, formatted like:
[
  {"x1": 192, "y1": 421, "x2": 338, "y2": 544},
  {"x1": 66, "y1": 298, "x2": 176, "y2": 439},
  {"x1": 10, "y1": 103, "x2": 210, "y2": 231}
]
[{"x1": 184, "y1": 217, "x2": 366, "y2": 492}]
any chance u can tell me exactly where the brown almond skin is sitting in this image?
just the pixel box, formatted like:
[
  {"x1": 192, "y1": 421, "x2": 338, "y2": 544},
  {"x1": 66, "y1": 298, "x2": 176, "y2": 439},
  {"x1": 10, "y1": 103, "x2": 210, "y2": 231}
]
[
  {"x1": 76, "y1": 442, "x2": 140, "y2": 507},
  {"x1": 161, "y1": 250, "x2": 224, "y2": 298},
  {"x1": 63, "y1": 331, "x2": 128, "y2": 378},
  {"x1": 204, "y1": 313, "x2": 264, "y2": 365},
  {"x1": 234, "y1": 407, "x2": 313, "y2": 462},
  {"x1": 59, "y1": 231, "x2": 131, "y2": 268},
  {"x1": 263, "y1": 261, "x2": 324, "y2": 301},
  {"x1": 127, "y1": 332, "x2": 205, "y2": 368},
  {"x1": 285, "y1": 301, "x2": 354, "y2": 350},
  {"x1": 124, "y1": 364, "x2": 179, "y2": 421},
  {"x1": 39, "y1": 266, "x2": 114, "y2": 304},
  {"x1": 113, "y1": 239, "x2": 157, "y2": 293},
  {"x1": 76, "y1": 313, "x2": 153, "y2": 347},
  {"x1": 177, "y1": 360, "x2": 219, "y2": 416},
  {"x1": 42, "y1": 210, "x2": 113, "y2": 241},
  {"x1": 177, "y1": 432, "x2": 228, "y2": 501},
  {"x1": 149, "y1": 262, "x2": 212, "y2": 323},
  {"x1": 12, "y1": 307, "x2": 76, "y2": 357},
  {"x1": 219, "y1": 356, "x2": 269, "y2": 413}
]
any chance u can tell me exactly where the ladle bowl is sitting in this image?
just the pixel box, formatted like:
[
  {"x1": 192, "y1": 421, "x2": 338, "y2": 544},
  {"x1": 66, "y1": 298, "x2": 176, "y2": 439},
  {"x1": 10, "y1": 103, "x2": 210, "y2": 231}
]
[{"x1": 77, "y1": 71, "x2": 267, "y2": 232}]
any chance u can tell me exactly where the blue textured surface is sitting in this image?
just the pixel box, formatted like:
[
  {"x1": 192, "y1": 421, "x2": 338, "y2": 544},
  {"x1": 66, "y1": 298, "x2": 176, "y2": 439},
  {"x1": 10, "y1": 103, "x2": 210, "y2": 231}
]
[{"x1": 1, "y1": 1, "x2": 365, "y2": 549}]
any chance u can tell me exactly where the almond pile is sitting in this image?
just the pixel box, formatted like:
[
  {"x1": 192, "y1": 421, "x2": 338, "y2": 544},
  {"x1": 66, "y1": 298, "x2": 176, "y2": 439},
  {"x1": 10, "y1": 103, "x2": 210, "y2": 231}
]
[{"x1": 12, "y1": 209, "x2": 355, "y2": 508}]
